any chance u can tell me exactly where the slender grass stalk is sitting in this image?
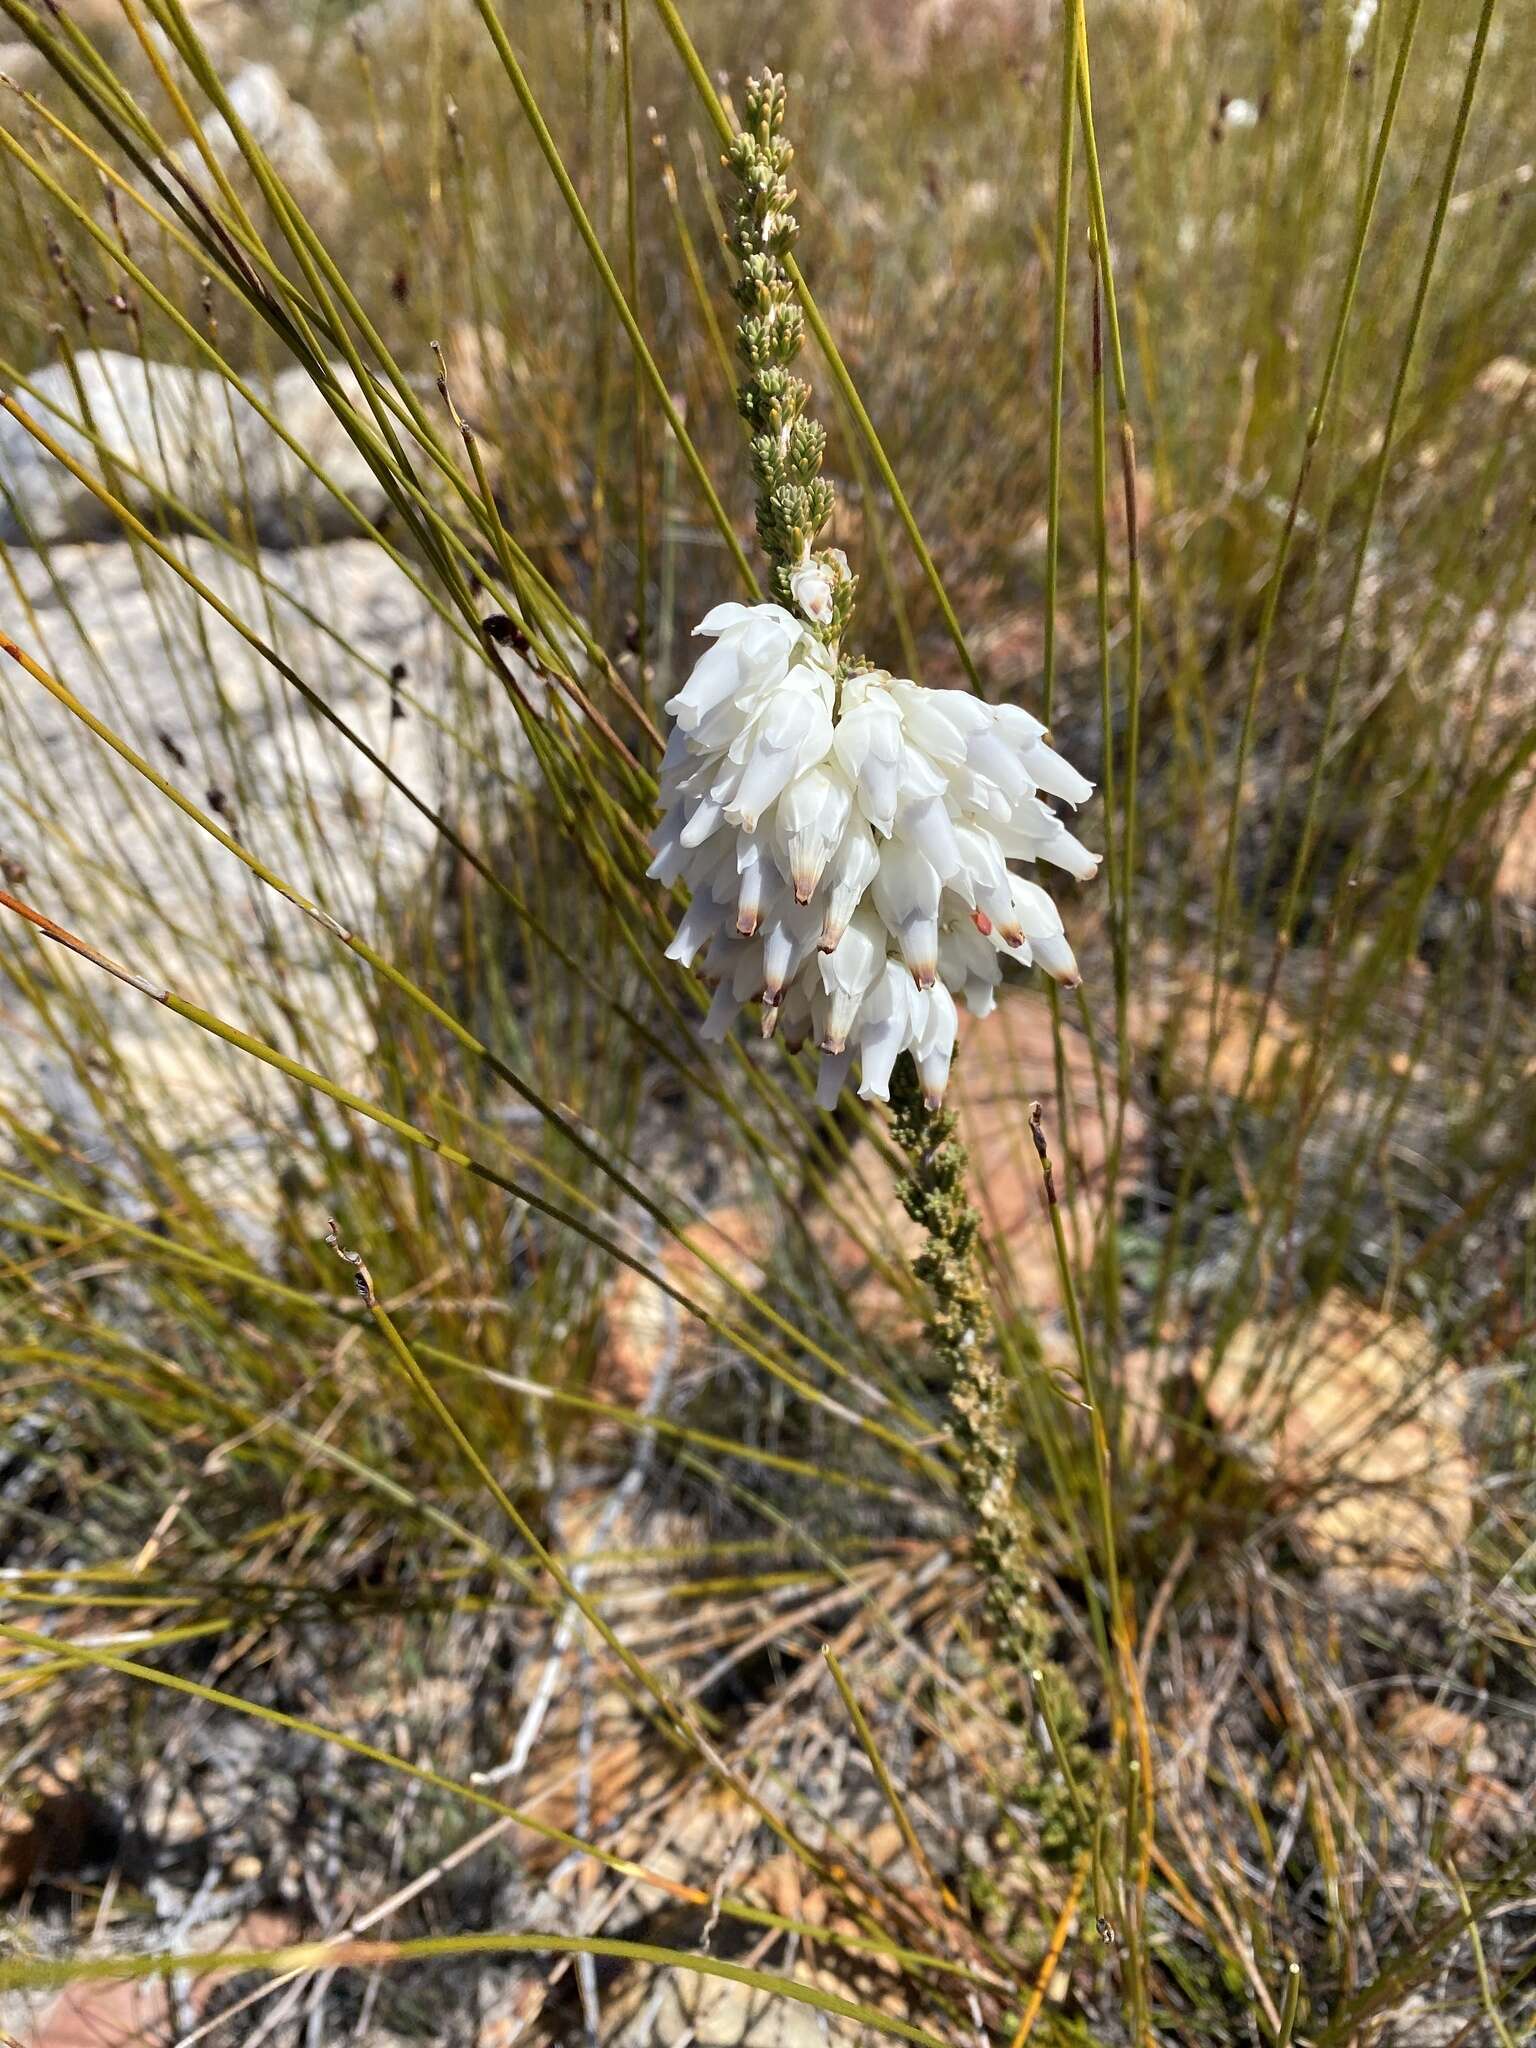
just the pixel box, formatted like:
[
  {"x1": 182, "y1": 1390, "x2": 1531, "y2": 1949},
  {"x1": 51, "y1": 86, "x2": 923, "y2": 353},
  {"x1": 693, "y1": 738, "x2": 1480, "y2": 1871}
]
[
  {"x1": 0, "y1": 1922, "x2": 953, "y2": 2045},
  {"x1": 464, "y1": 0, "x2": 758, "y2": 598},
  {"x1": 823, "y1": 1644, "x2": 957, "y2": 1915},
  {"x1": 619, "y1": 0, "x2": 650, "y2": 690},
  {"x1": 1275, "y1": 1961, "x2": 1303, "y2": 2048},
  {"x1": 1041, "y1": 0, "x2": 1080, "y2": 730},
  {"x1": 1272, "y1": 0, "x2": 1499, "y2": 950},
  {"x1": 1206, "y1": 0, "x2": 1426, "y2": 1080},
  {"x1": 0, "y1": 880, "x2": 941, "y2": 1471}
]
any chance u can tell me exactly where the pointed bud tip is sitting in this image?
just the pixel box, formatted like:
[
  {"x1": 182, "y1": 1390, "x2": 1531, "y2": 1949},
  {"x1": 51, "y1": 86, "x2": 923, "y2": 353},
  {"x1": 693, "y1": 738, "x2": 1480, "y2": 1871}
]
[
  {"x1": 736, "y1": 911, "x2": 760, "y2": 937},
  {"x1": 818, "y1": 1032, "x2": 847, "y2": 1056}
]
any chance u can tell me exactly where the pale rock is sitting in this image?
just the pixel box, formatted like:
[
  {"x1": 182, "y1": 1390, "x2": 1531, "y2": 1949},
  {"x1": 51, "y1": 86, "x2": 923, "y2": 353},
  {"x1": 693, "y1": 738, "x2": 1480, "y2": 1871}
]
[
  {"x1": 1, "y1": 349, "x2": 390, "y2": 546},
  {"x1": 164, "y1": 62, "x2": 336, "y2": 202},
  {"x1": 605, "y1": 1968, "x2": 859, "y2": 2047},
  {"x1": 1204, "y1": 1295, "x2": 1473, "y2": 1594},
  {"x1": 0, "y1": 535, "x2": 534, "y2": 1229}
]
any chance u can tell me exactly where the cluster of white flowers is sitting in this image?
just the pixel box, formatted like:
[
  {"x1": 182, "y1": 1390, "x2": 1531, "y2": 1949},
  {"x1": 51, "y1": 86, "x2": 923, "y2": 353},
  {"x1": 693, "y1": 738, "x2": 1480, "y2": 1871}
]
[{"x1": 649, "y1": 603, "x2": 1098, "y2": 1109}]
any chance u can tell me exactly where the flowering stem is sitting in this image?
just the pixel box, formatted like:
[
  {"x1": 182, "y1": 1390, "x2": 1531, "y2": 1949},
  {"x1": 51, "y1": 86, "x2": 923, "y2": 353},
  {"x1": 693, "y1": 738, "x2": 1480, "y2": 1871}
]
[
  {"x1": 888, "y1": 1058, "x2": 1092, "y2": 1855},
  {"x1": 650, "y1": 0, "x2": 985, "y2": 689}
]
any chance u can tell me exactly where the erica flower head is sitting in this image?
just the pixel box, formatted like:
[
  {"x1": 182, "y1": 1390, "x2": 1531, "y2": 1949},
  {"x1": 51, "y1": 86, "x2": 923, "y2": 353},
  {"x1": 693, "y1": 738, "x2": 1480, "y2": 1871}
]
[{"x1": 651, "y1": 603, "x2": 1099, "y2": 1110}]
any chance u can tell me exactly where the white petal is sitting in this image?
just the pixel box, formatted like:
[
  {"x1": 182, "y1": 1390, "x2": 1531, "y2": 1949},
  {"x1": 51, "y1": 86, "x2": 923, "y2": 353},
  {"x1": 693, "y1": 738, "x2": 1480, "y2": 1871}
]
[
  {"x1": 938, "y1": 919, "x2": 1003, "y2": 1013},
  {"x1": 1038, "y1": 828, "x2": 1100, "y2": 881},
  {"x1": 680, "y1": 797, "x2": 724, "y2": 850},
  {"x1": 790, "y1": 558, "x2": 836, "y2": 625},
  {"x1": 871, "y1": 838, "x2": 942, "y2": 987},
  {"x1": 735, "y1": 833, "x2": 772, "y2": 936},
  {"x1": 819, "y1": 821, "x2": 880, "y2": 950},
  {"x1": 1007, "y1": 875, "x2": 1065, "y2": 940},
  {"x1": 912, "y1": 982, "x2": 958, "y2": 1108},
  {"x1": 897, "y1": 790, "x2": 964, "y2": 883},
  {"x1": 779, "y1": 975, "x2": 815, "y2": 1052},
  {"x1": 856, "y1": 960, "x2": 914, "y2": 1101},
  {"x1": 775, "y1": 764, "x2": 853, "y2": 904},
  {"x1": 665, "y1": 891, "x2": 728, "y2": 968},
  {"x1": 951, "y1": 823, "x2": 1020, "y2": 941},
  {"x1": 992, "y1": 701, "x2": 1048, "y2": 749},
  {"x1": 965, "y1": 728, "x2": 1030, "y2": 806},
  {"x1": 694, "y1": 600, "x2": 756, "y2": 636},
  {"x1": 834, "y1": 692, "x2": 904, "y2": 835},
  {"x1": 647, "y1": 803, "x2": 688, "y2": 885},
  {"x1": 1031, "y1": 930, "x2": 1081, "y2": 984},
  {"x1": 726, "y1": 683, "x2": 833, "y2": 831},
  {"x1": 666, "y1": 637, "x2": 741, "y2": 731},
  {"x1": 815, "y1": 911, "x2": 884, "y2": 1052},
  {"x1": 1021, "y1": 740, "x2": 1095, "y2": 808},
  {"x1": 815, "y1": 1045, "x2": 853, "y2": 1109},
  {"x1": 701, "y1": 981, "x2": 742, "y2": 1040},
  {"x1": 760, "y1": 897, "x2": 820, "y2": 1003}
]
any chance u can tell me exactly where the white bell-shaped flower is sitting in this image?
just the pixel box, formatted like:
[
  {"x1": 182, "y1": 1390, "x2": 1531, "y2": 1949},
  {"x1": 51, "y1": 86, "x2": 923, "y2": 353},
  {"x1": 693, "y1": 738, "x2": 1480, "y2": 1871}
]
[
  {"x1": 856, "y1": 959, "x2": 916, "y2": 1103},
  {"x1": 818, "y1": 821, "x2": 880, "y2": 951},
  {"x1": 910, "y1": 981, "x2": 959, "y2": 1111},
  {"x1": 776, "y1": 762, "x2": 853, "y2": 905},
  {"x1": 871, "y1": 836, "x2": 943, "y2": 989},
  {"x1": 815, "y1": 910, "x2": 885, "y2": 1054}
]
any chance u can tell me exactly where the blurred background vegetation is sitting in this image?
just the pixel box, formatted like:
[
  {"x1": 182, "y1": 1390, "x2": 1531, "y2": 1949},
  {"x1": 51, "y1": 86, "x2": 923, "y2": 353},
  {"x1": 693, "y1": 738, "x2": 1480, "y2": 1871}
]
[{"x1": 0, "y1": 0, "x2": 1533, "y2": 2042}]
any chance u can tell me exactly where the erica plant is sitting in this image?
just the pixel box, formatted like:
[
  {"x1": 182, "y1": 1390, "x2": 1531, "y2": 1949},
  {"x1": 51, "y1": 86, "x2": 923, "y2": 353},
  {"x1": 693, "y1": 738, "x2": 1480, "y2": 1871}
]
[{"x1": 649, "y1": 72, "x2": 1099, "y2": 1110}]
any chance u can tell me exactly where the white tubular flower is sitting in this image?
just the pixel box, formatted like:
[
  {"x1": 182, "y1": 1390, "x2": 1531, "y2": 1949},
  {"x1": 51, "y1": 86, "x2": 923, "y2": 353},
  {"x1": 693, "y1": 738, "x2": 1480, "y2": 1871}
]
[
  {"x1": 666, "y1": 602, "x2": 804, "y2": 734},
  {"x1": 760, "y1": 896, "x2": 821, "y2": 1006},
  {"x1": 938, "y1": 918, "x2": 1002, "y2": 1018},
  {"x1": 996, "y1": 875, "x2": 1082, "y2": 987},
  {"x1": 871, "y1": 836, "x2": 943, "y2": 988},
  {"x1": 775, "y1": 763, "x2": 853, "y2": 905},
  {"x1": 856, "y1": 959, "x2": 915, "y2": 1102},
  {"x1": 734, "y1": 830, "x2": 774, "y2": 936},
  {"x1": 815, "y1": 1046, "x2": 854, "y2": 1110},
  {"x1": 832, "y1": 685, "x2": 905, "y2": 834},
  {"x1": 653, "y1": 604, "x2": 1099, "y2": 1109},
  {"x1": 664, "y1": 887, "x2": 729, "y2": 970},
  {"x1": 818, "y1": 819, "x2": 880, "y2": 951},
  {"x1": 951, "y1": 822, "x2": 1023, "y2": 944},
  {"x1": 910, "y1": 981, "x2": 959, "y2": 1110},
  {"x1": 789, "y1": 554, "x2": 836, "y2": 626},
  {"x1": 815, "y1": 911, "x2": 885, "y2": 1054}
]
